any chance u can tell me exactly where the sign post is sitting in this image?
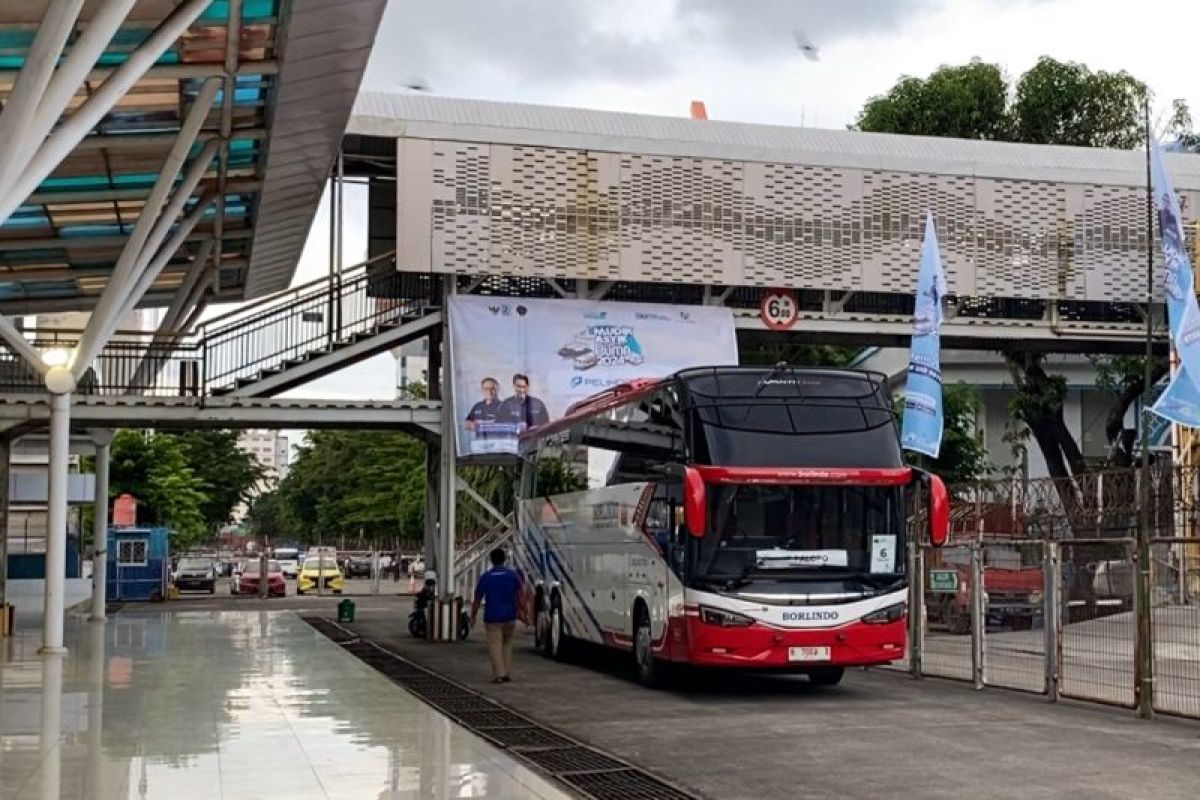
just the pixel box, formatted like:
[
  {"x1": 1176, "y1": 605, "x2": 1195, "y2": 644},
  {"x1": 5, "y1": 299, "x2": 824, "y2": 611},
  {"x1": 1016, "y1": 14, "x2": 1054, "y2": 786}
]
[
  {"x1": 758, "y1": 289, "x2": 799, "y2": 331},
  {"x1": 928, "y1": 569, "x2": 959, "y2": 593}
]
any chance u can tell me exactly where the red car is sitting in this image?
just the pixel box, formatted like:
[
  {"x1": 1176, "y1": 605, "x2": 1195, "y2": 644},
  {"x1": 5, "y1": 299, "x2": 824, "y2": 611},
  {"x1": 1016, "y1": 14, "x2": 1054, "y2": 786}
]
[{"x1": 232, "y1": 559, "x2": 286, "y2": 597}]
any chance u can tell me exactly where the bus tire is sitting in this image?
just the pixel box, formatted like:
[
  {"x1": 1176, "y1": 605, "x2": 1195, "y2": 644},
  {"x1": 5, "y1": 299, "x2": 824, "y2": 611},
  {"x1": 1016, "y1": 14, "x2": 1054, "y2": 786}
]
[
  {"x1": 808, "y1": 667, "x2": 845, "y2": 686},
  {"x1": 534, "y1": 595, "x2": 551, "y2": 656},
  {"x1": 549, "y1": 595, "x2": 570, "y2": 662},
  {"x1": 633, "y1": 607, "x2": 661, "y2": 688}
]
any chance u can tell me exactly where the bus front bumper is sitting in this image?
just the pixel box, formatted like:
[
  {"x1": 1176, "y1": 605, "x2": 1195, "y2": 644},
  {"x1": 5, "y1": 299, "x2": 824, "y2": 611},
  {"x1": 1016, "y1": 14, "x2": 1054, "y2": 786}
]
[{"x1": 683, "y1": 616, "x2": 907, "y2": 669}]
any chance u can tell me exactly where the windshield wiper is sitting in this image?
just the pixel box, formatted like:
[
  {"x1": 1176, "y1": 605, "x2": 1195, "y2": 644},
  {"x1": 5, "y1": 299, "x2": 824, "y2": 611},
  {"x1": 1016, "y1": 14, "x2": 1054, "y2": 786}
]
[{"x1": 752, "y1": 361, "x2": 793, "y2": 398}]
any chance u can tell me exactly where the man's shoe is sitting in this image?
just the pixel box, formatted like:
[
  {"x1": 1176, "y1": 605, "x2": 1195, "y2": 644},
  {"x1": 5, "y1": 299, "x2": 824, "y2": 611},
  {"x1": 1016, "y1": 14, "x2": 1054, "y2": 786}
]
[
  {"x1": 492, "y1": 677, "x2": 505, "y2": 684},
  {"x1": 500, "y1": 676, "x2": 512, "y2": 683}
]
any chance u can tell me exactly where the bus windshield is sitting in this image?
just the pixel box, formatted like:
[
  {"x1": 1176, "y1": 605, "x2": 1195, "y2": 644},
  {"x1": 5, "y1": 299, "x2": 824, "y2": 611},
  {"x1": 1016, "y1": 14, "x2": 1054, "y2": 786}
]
[
  {"x1": 693, "y1": 483, "x2": 905, "y2": 593},
  {"x1": 681, "y1": 368, "x2": 902, "y2": 468}
]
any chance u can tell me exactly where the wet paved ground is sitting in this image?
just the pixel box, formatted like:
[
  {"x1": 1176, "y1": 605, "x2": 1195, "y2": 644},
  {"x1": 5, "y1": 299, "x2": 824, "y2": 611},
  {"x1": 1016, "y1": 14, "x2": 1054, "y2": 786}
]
[
  {"x1": 350, "y1": 602, "x2": 1200, "y2": 800},
  {"x1": 0, "y1": 605, "x2": 569, "y2": 799}
]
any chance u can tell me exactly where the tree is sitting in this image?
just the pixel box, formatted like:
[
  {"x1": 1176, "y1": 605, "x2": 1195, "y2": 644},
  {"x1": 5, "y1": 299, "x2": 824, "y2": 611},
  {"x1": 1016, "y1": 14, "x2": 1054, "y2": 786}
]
[
  {"x1": 277, "y1": 430, "x2": 427, "y2": 546},
  {"x1": 246, "y1": 490, "x2": 287, "y2": 542},
  {"x1": 857, "y1": 59, "x2": 1009, "y2": 140},
  {"x1": 109, "y1": 430, "x2": 208, "y2": 550},
  {"x1": 1010, "y1": 58, "x2": 1146, "y2": 149},
  {"x1": 855, "y1": 56, "x2": 1180, "y2": 487},
  {"x1": 168, "y1": 430, "x2": 267, "y2": 529}
]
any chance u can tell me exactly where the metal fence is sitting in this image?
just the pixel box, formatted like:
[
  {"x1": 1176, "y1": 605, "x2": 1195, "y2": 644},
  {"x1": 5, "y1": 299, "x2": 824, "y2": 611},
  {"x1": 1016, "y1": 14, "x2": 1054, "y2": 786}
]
[{"x1": 895, "y1": 465, "x2": 1200, "y2": 721}]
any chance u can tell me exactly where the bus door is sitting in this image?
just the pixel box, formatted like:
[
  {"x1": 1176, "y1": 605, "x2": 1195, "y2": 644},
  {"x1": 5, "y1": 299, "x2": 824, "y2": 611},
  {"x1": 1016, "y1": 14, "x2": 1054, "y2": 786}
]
[{"x1": 628, "y1": 480, "x2": 677, "y2": 642}]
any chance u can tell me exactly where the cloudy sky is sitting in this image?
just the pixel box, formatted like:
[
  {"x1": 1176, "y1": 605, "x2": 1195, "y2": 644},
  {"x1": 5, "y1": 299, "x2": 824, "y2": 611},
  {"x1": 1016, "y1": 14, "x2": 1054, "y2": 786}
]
[{"x1": 276, "y1": 0, "x2": 1200, "y2": 401}]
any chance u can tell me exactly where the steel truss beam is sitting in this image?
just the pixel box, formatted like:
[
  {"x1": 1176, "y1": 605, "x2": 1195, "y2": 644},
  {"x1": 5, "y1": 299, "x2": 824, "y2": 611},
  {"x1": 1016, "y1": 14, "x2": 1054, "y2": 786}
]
[
  {"x1": 0, "y1": 0, "x2": 87, "y2": 195},
  {"x1": 0, "y1": 0, "x2": 215, "y2": 228},
  {"x1": 209, "y1": 0, "x2": 242, "y2": 299},
  {"x1": 0, "y1": 395, "x2": 443, "y2": 432},
  {"x1": 74, "y1": 134, "x2": 221, "y2": 379},
  {"x1": 0, "y1": 61, "x2": 278, "y2": 82},
  {"x1": 24, "y1": 177, "x2": 261, "y2": 206},
  {"x1": 0, "y1": 228, "x2": 250, "y2": 254}
]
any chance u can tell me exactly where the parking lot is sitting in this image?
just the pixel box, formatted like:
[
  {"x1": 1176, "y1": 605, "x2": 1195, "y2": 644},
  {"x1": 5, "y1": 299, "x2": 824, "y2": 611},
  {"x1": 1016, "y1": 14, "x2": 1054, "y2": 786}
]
[{"x1": 338, "y1": 602, "x2": 1200, "y2": 800}]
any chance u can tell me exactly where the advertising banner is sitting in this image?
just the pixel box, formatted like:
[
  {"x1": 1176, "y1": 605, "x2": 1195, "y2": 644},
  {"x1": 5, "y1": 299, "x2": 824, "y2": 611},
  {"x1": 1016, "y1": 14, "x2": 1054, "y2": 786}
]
[
  {"x1": 447, "y1": 297, "x2": 738, "y2": 458},
  {"x1": 900, "y1": 212, "x2": 948, "y2": 458}
]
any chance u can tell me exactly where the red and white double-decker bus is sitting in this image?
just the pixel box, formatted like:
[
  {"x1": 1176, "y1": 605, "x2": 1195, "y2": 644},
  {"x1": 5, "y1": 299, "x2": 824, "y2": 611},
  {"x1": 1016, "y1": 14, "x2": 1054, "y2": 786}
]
[{"x1": 516, "y1": 366, "x2": 949, "y2": 687}]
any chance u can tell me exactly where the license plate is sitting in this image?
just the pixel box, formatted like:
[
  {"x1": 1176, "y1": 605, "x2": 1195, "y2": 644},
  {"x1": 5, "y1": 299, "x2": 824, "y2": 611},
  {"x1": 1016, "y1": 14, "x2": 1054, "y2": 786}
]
[{"x1": 788, "y1": 646, "x2": 831, "y2": 662}]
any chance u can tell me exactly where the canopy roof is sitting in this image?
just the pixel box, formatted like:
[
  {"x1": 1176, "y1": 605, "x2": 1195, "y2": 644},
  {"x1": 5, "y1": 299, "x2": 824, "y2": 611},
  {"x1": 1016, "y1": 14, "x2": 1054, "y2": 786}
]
[{"x1": 0, "y1": 0, "x2": 385, "y2": 314}]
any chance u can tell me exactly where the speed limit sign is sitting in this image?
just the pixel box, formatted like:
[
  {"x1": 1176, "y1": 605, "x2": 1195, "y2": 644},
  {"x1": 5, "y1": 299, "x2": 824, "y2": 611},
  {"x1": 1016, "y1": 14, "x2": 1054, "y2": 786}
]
[{"x1": 759, "y1": 289, "x2": 798, "y2": 331}]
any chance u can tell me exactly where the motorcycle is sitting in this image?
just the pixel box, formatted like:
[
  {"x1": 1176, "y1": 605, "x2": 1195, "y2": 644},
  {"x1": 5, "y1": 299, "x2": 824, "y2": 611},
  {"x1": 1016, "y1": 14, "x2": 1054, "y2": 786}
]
[{"x1": 408, "y1": 577, "x2": 470, "y2": 639}]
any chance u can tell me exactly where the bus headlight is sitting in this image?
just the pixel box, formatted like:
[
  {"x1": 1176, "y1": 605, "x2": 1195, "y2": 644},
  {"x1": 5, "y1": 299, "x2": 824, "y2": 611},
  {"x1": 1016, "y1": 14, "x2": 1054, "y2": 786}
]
[
  {"x1": 699, "y1": 606, "x2": 755, "y2": 628},
  {"x1": 862, "y1": 602, "x2": 907, "y2": 624}
]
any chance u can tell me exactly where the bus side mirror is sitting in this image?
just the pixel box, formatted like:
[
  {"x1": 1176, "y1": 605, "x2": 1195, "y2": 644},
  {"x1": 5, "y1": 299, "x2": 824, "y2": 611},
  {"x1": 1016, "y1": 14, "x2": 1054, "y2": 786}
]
[
  {"x1": 683, "y1": 467, "x2": 706, "y2": 538},
  {"x1": 928, "y1": 473, "x2": 949, "y2": 547}
]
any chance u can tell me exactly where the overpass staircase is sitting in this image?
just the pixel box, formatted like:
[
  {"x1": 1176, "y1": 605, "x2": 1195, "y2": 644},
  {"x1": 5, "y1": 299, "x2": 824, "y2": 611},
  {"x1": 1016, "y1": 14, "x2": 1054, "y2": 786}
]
[
  {"x1": 0, "y1": 252, "x2": 443, "y2": 401},
  {"x1": 198, "y1": 253, "x2": 441, "y2": 398}
]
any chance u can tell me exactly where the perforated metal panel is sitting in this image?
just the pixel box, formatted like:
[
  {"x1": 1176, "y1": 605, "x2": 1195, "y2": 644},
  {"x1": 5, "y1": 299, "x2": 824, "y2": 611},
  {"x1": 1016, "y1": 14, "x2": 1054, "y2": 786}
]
[{"x1": 397, "y1": 138, "x2": 1198, "y2": 304}]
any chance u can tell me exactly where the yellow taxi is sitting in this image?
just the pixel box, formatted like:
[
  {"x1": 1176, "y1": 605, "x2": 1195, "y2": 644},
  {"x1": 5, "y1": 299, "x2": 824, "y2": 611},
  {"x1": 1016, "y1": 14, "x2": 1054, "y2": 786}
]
[{"x1": 297, "y1": 547, "x2": 344, "y2": 595}]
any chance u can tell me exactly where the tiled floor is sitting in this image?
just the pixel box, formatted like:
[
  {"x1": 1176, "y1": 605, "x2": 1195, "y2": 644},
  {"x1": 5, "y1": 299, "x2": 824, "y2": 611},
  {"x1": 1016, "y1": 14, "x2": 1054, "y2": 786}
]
[{"x1": 0, "y1": 609, "x2": 572, "y2": 799}]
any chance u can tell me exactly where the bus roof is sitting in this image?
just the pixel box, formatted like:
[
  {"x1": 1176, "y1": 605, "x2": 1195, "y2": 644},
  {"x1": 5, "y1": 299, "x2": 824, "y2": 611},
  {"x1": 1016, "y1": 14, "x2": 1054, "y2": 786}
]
[{"x1": 522, "y1": 366, "x2": 892, "y2": 449}]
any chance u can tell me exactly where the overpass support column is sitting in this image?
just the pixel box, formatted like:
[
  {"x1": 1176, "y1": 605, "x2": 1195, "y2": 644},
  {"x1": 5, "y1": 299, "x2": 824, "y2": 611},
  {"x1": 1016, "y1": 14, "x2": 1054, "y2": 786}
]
[
  {"x1": 41, "y1": 379, "x2": 73, "y2": 654},
  {"x1": 89, "y1": 432, "x2": 112, "y2": 622},
  {"x1": 434, "y1": 280, "x2": 459, "y2": 641},
  {"x1": 0, "y1": 437, "x2": 9, "y2": 623},
  {"x1": 423, "y1": 443, "x2": 438, "y2": 573}
]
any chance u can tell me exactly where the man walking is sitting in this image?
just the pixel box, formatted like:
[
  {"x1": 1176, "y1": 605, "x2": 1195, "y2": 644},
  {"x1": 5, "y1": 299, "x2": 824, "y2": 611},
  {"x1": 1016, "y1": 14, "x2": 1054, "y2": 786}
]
[{"x1": 471, "y1": 548, "x2": 522, "y2": 683}]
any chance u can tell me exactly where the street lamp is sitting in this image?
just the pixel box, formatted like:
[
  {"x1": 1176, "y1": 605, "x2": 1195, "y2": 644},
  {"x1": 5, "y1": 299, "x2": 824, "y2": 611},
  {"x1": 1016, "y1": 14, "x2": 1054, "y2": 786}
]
[{"x1": 41, "y1": 346, "x2": 70, "y2": 369}]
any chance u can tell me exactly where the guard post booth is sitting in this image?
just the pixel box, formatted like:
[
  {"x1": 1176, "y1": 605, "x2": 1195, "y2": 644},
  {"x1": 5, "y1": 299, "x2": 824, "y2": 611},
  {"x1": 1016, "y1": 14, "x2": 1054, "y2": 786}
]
[{"x1": 106, "y1": 527, "x2": 169, "y2": 602}]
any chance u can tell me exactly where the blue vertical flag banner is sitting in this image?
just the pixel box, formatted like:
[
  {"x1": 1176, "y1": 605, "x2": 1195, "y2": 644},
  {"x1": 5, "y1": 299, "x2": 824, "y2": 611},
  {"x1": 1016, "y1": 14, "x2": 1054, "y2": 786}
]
[
  {"x1": 1149, "y1": 139, "x2": 1200, "y2": 427},
  {"x1": 901, "y1": 212, "x2": 948, "y2": 458}
]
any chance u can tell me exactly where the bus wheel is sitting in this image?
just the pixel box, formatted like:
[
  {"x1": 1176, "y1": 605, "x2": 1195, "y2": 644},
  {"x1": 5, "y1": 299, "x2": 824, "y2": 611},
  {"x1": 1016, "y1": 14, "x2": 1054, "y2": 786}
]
[
  {"x1": 534, "y1": 599, "x2": 551, "y2": 656},
  {"x1": 549, "y1": 596, "x2": 570, "y2": 662},
  {"x1": 633, "y1": 609, "x2": 660, "y2": 688},
  {"x1": 808, "y1": 667, "x2": 844, "y2": 687}
]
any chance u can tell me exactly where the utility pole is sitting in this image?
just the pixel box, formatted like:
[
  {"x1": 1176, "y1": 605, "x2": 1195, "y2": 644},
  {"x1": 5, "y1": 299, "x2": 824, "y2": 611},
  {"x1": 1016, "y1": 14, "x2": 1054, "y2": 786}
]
[{"x1": 1136, "y1": 96, "x2": 1155, "y2": 719}]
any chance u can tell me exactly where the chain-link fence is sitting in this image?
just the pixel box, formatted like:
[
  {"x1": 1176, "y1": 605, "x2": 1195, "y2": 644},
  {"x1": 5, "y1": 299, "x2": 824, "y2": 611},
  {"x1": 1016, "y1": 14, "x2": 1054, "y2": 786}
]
[
  {"x1": 1150, "y1": 538, "x2": 1200, "y2": 718},
  {"x1": 981, "y1": 540, "x2": 1046, "y2": 693},
  {"x1": 919, "y1": 543, "x2": 974, "y2": 682},
  {"x1": 891, "y1": 465, "x2": 1200, "y2": 720},
  {"x1": 1057, "y1": 539, "x2": 1136, "y2": 707}
]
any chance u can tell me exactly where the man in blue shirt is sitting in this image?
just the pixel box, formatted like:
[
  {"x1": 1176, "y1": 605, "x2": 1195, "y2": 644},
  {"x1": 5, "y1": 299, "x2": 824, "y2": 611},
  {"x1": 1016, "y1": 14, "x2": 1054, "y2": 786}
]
[{"x1": 471, "y1": 548, "x2": 523, "y2": 683}]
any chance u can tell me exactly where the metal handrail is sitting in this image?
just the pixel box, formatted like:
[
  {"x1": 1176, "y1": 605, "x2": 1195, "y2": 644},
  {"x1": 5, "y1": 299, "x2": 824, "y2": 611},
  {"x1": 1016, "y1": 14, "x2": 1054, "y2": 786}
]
[
  {"x1": 199, "y1": 261, "x2": 431, "y2": 392},
  {"x1": 197, "y1": 250, "x2": 400, "y2": 334},
  {"x1": 454, "y1": 515, "x2": 516, "y2": 590}
]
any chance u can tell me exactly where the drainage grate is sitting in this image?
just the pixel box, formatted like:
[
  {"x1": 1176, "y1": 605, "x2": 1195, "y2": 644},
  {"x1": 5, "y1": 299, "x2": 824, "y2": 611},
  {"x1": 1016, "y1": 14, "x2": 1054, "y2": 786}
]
[
  {"x1": 304, "y1": 616, "x2": 702, "y2": 800},
  {"x1": 479, "y1": 726, "x2": 574, "y2": 750},
  {"x1": 426, "y1": 695, "x2": 505, "y2": 714},
  {"x1": 405, "y1": 682, "x2": 474, "y2": 699},
  {"x1": 520, "y1": 746, "x2": 628, "y2": 775},
  {"x1": 452, "y1": 709, "x2": 533, "y2": 729},
  {"x1": 561, "y1": 770, "x2": 699, "y2": 800},
  {"x1": 302, "y1": 616, "x2": 358, "y2": 643}
]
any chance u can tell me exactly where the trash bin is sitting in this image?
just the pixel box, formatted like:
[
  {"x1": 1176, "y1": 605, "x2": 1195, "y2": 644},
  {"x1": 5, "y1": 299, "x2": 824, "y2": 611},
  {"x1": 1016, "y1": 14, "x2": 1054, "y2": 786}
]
[{"x1": 338, "y1": 598, "x2": 356, "y2": 624}]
